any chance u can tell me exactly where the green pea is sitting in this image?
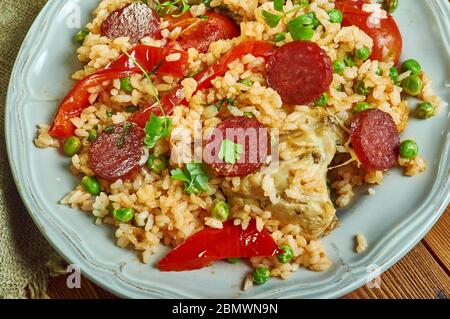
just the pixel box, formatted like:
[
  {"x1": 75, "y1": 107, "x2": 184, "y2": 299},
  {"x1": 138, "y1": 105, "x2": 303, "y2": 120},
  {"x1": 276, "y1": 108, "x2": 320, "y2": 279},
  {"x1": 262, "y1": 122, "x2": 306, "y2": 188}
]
[
  {"x1": 333, "y1": 60, "x2": 345, "y2": 74},
  {"x1": 354, "y1": 80, "x2": 371, "y2": 96},
  {"x1": 401, "y1": 59, "x2": 422, "y2": 75},
  {"x1": 416, "y1": 102, "x2": 435, "y2": 119},
  {"x1": 243, "y1": 112, "x2": 255, "y2": 118},
  {"x1": 327, "y1": 9, "x2": 343, "y2": 23},
  {"x1": 81, "y1": 176, "x2": 101, "y2": 196},
  {"x1": 227, "y1": 258, "x2": 240, "y2": 264},
  {"x1": 75, "y1": 29, "x2": 89, "y2": 45},
  {"x1": 383, "y1": 0, "x2": 399, "y2": 13},
  {"x1": 389, "y1": 67, "x2": 399, "y2": 81},
  {"x1": 315, "y1": 92, "x2": 329, "y2": 106},
  {"x1": 399, "y1": 140, "x2": 419, "y2": 159},
  {"x1": 238, "y1": 78, "x2": 254, "y2": 86},
  {"x1": 402, "y1": 75, "x2": 423, "y2": 96},
  {"x1": 120, "y1": 77, "x2": 133, "y2": 92},
  {"x1": 63, "y1": 136, "x2": 82, "y2": 156},
  {"x1": 356, "y1": 46, "x2": 371, "y2": 61},
  {"x1": 147, "y1": 154, "x2": 168, "y2": 174},
  {"x1": 87, "y1": 129, "x2": 98, "y2": 142},
  {"x1": 353, "y1": 101, "x2": 371, "y2": 113},
  {"x1": 211, "y1": 200, "x2": 229, "y2": 221},
  {"x1": 274, "y1": 32, "x2": 286, "y2": 42},
  {"x1": 344, "y1": 54, "x2": 356, "y2": 67},
  {"x1": 113, "y1": 208, "x2": 135, "y2": 223},
  {"x1": 253, "y1": 267, "x2": 270, "y2": 285},
  {"x1": 277, "y1": 245, "x2": 294, "y2": 263}
]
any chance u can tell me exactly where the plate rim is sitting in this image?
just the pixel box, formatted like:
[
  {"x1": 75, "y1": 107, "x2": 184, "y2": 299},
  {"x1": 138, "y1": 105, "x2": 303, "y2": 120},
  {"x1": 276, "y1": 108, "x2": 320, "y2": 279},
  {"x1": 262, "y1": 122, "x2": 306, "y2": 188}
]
[{"x1": 5, "y1": 0, "x2": 450, "y2": 299}]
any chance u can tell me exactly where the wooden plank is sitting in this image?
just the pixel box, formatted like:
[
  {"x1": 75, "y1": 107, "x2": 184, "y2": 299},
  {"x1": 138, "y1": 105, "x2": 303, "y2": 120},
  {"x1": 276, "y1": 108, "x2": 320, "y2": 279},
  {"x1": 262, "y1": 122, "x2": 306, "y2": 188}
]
[
  {"x1": 343, "y1": 242, "x2": 450, "y2": 299},
  {"x1": 423, "y1": 206, "x2": 450, "y2": 274},
  {"x1": 47, "y1": 276, "x2": 116, "y2": 299}
]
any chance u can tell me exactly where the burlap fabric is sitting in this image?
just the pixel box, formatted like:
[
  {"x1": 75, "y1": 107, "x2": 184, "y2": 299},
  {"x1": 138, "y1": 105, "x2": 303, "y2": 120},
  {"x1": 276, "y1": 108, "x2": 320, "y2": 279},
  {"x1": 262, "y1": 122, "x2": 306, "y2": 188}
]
[{"x1": 0, "y1": 0, "x2": 64, "y2": 299}]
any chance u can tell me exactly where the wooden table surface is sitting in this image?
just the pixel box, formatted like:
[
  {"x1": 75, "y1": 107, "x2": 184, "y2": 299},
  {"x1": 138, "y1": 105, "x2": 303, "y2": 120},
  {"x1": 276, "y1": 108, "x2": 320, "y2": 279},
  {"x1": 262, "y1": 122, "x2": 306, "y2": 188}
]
[{"x1": 47, "y1": 205, "x2": 450, "y2": 299}]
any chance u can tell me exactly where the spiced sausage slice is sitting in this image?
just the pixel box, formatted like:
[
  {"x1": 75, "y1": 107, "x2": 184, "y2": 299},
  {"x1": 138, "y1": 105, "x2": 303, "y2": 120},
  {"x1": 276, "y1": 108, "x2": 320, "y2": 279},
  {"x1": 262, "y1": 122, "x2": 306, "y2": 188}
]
[
  {"x1": 101, "y1": 3, "x2": 160, "y2": 44},
  {"x1": 88, "y1": 123, "x2": 147, "y2": 181},
  {"x1": 266, "y1": 40, "x2": 333, "y2": 105},
  {"x1": 204, "y1": 117, "x2": 271, "y2": 177},
  {"x1": 350, "y1": 109, "x2": 400, "y2": 171}
]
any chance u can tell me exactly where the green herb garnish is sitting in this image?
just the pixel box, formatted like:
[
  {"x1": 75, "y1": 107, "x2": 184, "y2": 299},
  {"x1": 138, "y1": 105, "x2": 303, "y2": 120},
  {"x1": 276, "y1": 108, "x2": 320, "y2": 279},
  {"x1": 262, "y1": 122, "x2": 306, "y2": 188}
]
[
  {"x1": 170, "y1": 162, "x2": 210, "y2": 195},
  {"x1": 218, "y1": 139, "x2": 244, "y2": 164},
  {"x1": 144, "y1": 114, "x2": 172, "y2": 148},
  {"x1": 117, "y1": 122, "x2": 132, "y2": 148}
]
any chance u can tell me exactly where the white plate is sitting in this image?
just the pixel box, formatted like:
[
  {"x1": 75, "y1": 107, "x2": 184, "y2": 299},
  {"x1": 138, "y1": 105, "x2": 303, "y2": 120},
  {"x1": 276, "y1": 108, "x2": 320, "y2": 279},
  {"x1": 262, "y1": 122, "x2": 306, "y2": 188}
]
[{"x1": 5, "y1": 0, "x2": 450, "y2": 298}]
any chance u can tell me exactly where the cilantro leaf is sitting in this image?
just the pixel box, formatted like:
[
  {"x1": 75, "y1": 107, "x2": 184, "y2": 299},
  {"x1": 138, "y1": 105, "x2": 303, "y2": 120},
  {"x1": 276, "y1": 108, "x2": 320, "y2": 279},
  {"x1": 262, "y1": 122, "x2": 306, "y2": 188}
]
[
  {"x1": 218, "y1": 139, "x2": 244, "y2": 164},
  {"x1": 274, "y1": 0, "x2": 284, "y2": 12},
  {"x1": 144, "y1": 114, "x2": 172, "y2": 148},
  {"x1": 170, "y1": 162, "x2": 210, "y2": 195},
  {"x1": 262, "y1": 10, "x2": 282, "y2": 28}
]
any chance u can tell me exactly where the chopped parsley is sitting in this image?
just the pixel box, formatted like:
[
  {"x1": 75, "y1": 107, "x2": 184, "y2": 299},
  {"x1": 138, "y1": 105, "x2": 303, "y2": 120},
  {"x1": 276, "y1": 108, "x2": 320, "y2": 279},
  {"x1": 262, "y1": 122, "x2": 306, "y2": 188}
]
[
  {"x1": 218, "y1": 139, "x2": 244, "y2": 164},
  {"x1": 215, "y1": 98, "x2": 235, "y2": 112},
  {"x1": 126, "y1": 106, "x2": 139, "y2": 113},
  {"x1": 274, "y1": 0, "x2": 284, "y2": 12},
  {"x1": 116, "y1": 122, "x2": 132, "y2": 148},
  {"x1": 170, "y1": 162, "x2": 210, "y2": 195},
  {"x1": 262, "y1": 2, "x2": 319, "y2": 41},
  {"x1": 144, "y1": 114, "x2": 172, "y2": 148}
]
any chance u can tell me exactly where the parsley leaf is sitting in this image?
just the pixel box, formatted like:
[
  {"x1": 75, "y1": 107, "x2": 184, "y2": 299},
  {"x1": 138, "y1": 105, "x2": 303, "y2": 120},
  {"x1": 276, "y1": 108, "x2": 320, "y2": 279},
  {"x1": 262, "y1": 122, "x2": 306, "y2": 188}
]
[
  {"x1": 288, "y1": 14, "x2": 315, "y2": 40},
  {"x1": 274, "y1": 0, "x2": 284, "y2": 12},
  {"x1": 218, "y1": 139, "x2": 244, "y2": 164},
  {"x1": 215, "y1": 98, "x2": 235, "y2": 111},
  {"x1": 170, "y1": 162, "x2": 210, "y2": 195},
  {"x1": 262, "y1": 10, "x2": 282, "y2": 28},
  {"x1": 144, "y1": 114, "x2": 172, "y2": 148}
]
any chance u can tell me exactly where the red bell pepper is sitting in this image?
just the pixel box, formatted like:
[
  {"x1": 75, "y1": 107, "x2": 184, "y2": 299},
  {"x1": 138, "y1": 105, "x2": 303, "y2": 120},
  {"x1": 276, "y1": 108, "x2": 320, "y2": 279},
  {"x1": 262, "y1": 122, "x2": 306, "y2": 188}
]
[
  {"x1": 129, "y1": 40, "x2": 277, "y2": 128},
  {"x1": 157, "y1": 220, "x2": 281, "y2": 272},
  {"x1": 49, "y1": 46, "x2": 189, "y2": 138}
]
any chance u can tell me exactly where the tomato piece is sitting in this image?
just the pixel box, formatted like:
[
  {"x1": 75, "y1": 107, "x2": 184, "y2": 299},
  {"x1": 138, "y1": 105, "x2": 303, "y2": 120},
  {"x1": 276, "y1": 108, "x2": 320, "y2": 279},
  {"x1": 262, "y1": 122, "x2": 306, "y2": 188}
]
[
  {"x1": 129, "y1": 41, "x2": 276, "y2": 128},
  {"x1": 336, "y1": 0, "x2": 402, "y2": 63},
  {"x1": 49, "y1": 46, "x2": 189, "y2": 138},
  {"x1": 175, "y1": 12, "x2": 240, "y2": 53},
  {"x1": 157, "y1": 220, "x2": 281, "y2": 271}
]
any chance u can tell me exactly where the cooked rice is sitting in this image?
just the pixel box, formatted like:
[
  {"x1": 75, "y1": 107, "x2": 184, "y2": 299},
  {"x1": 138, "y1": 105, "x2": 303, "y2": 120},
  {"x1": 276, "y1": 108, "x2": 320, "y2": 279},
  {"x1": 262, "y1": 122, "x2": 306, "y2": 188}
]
[{"x1": 35, "y1": 0, "x2": 442, "y2": 286}]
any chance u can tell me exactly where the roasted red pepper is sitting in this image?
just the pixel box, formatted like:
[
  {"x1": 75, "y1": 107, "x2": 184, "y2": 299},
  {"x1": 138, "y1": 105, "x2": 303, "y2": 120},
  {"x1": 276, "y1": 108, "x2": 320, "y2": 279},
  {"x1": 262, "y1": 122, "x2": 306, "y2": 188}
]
[
  {"x1": 129, "y1": 40, "x2": 277, "y2": 127},
  {"x1": 49, "y1": 46, "x2": 189, "y2": 138},
  {"x1": 158, "y1": 220, "x2": 281, "y2": 271}
]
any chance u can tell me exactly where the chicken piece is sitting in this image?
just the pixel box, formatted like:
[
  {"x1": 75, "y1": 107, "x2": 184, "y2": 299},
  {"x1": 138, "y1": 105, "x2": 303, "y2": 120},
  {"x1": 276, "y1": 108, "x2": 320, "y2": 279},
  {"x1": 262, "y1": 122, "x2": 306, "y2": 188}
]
[{"x1": 222, "y1": 108, "x2": 338, "y2": 240}]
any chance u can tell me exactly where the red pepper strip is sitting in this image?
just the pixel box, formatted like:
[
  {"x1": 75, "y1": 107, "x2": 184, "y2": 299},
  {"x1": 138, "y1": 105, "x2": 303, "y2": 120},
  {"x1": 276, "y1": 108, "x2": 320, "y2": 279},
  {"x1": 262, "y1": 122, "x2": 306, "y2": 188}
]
[
  {"x1": 158, "y1": 220, "x2": 281, "y2": 272},
  {"x1": 106, "y1": 45, "x2": 189, "y2": 78},
  {"x1": 49, "y1": 69, "x2": 134, "y2": 137},
  {"x1": 49, "y1": 46, "x2": 189, "y2": 138},
  {"x1": 129, "y1": 40, "x2": 277, "y2": 128}
]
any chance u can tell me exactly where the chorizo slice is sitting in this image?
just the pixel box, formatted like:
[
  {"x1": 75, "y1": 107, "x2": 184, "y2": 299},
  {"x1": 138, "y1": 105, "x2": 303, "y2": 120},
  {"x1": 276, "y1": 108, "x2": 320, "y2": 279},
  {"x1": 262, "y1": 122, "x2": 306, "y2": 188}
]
[
  {"x1": 350, "y1": 109, "x2": 400, "y2": 171},
  {"x1": 101, "y1": 3, "x2": 160, "y2": 44},
  {"x1": 266, "y1": 40, "x2": 333, "y2": 105},
  {"x1": 204, "y1": 117, "x2": 271, "y2": 177},
  {"x1": 88, "y1": 123, "x2": 147, "y2": 181}
]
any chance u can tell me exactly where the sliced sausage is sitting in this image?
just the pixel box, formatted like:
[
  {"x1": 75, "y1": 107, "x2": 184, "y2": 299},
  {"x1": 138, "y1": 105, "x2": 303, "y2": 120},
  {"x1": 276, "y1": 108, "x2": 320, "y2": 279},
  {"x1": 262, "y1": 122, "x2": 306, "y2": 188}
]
[
  {"x1": 266, "y1": 41, "x2": 333, "y2": 105},
  {"x1": 88, "y1": 123, "x2": 147, "y2": 181},
  {"x1": 350, "y1": 109, "x2": 400, "y2": 171},
  {"x1": 204, "y1": 117, "x2": 271, "y2": 177},
  {"x1": 101, "y1": 3, "x2": 160, "y2": 44}
]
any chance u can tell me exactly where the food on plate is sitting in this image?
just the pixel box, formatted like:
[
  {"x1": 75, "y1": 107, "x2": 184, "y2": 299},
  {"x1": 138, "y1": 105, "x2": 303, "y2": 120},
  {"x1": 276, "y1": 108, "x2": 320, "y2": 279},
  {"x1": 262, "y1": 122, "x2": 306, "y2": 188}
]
[{"x1": 34, "y1": 0, "x2": 443, "y2": 287}]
